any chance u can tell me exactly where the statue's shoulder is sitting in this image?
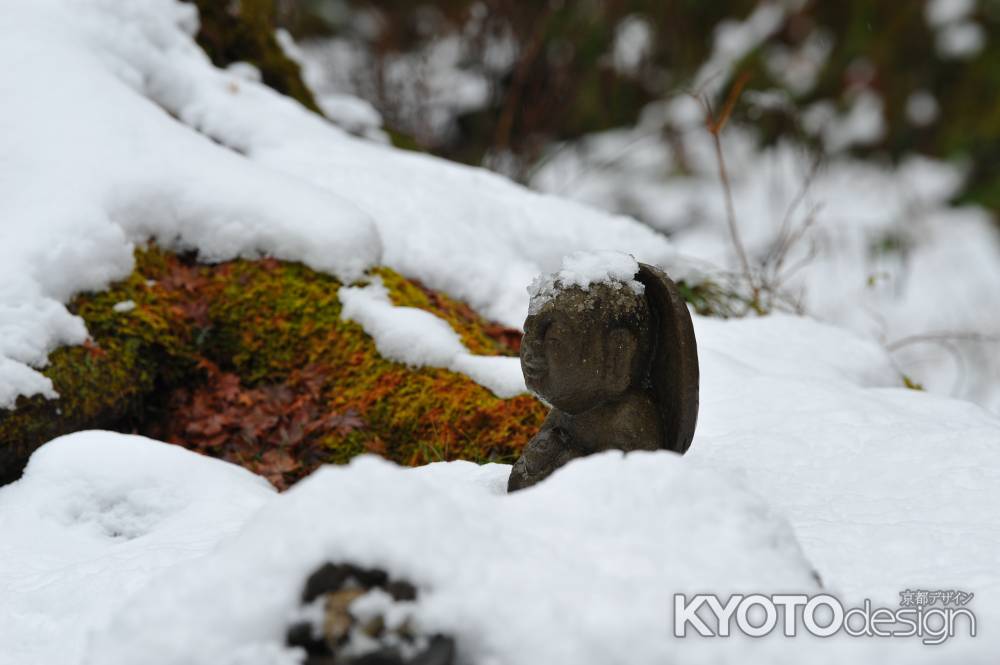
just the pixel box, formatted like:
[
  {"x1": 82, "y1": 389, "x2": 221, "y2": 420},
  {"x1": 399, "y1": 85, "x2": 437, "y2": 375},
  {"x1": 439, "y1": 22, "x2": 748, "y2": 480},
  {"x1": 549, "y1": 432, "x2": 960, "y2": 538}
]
[
  {"x1": 569, "y1": 390, "x2": 660, "y2": 452},
  {"x1": 614, "y1": 390, "x2": 662, "y2": 451}
]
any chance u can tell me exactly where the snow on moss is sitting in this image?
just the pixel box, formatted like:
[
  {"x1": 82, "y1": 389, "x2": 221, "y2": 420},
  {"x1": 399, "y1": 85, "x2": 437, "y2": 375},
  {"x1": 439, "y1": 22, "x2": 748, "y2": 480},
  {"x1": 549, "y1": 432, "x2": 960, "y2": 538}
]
[{"x1": 339, "y1": 277, "x2": 526, "y2": 398}]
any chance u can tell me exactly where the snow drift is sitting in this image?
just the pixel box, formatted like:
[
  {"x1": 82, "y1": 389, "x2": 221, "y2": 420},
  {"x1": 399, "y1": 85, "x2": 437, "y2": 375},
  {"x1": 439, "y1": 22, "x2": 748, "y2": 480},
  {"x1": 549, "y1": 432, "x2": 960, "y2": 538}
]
[{"x1": 0, "y1": 0, "x2": 674, "y2": 408}]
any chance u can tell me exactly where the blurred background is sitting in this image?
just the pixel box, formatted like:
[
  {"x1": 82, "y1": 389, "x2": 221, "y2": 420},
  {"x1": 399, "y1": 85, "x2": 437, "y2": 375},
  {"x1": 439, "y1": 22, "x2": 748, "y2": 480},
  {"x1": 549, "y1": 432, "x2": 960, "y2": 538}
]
[
  {"x1": 194, "y1": 0, "x2": 1000, "y2": 411},
  {"x1": 272, "y1": 0, "x2": 1000, "y2": 200}
]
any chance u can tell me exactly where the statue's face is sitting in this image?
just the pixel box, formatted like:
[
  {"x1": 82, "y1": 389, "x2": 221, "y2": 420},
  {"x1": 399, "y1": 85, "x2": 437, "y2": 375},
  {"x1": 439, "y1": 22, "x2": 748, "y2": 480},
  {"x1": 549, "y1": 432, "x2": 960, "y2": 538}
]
[{"x1": 521, "y1": 294, "x2": 643, "y2": 414}]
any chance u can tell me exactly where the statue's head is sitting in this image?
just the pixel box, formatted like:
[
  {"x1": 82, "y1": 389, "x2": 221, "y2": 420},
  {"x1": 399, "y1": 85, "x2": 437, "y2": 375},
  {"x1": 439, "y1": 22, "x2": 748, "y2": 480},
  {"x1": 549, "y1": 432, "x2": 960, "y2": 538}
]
[
  {"x1": 520, "y1": 252, "x2": 700, "y2": 454},
  {"x1": 521, "y1": 259, "x2": 652, "y2": 415}
]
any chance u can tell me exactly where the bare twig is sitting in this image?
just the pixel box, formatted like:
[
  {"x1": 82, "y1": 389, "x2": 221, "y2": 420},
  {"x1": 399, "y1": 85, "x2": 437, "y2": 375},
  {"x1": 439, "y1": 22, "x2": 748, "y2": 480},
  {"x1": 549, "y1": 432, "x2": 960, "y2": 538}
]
[
  {"x1": 764, "y1": 153, "x2": 823, "y2": 270},
  {"x1": 887, "y1": 331, "x2": 1000, "y2": 352},
  {"x1": 493, "y1": 6, "x2": 554, "y2": 153},
  {"x1": 692, "y1": 72, "x2": 757, "y2": 307},
  {"x1": 767, "y1": 202, "x2": 822, "y2": 287}
]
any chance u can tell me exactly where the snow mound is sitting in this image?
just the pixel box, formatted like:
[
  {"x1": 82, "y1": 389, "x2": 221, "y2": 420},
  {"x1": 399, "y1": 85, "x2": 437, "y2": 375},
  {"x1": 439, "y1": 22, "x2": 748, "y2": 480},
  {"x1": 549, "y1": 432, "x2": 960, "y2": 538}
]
[
  {"x1": 83, "y1": 450, "x2": 818, "y2": 665},
  {"x1": 527, "y1": 250, "x2": 644, "y2": 315},
  {"x1": 0, "y1": 431, "x2": 275, "y2": 665},
  {"x1": 691, "y1": 312, "x2": 1000, "y2": 664},
  {"x1": 0, "y1": 0, "x2": 676, "y2": 408}
]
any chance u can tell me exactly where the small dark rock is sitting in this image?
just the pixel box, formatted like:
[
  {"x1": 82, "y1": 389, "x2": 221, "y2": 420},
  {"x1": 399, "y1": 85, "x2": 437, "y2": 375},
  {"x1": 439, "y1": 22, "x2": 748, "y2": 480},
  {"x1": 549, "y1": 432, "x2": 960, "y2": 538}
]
[
  {"x1": 289, "y1": 562, "x2": 454, "y2": 665},
  {"x1": 286, "y1": 621, "x2": 332, "y2": 658},
  {"x1": 302, "y1": 562, "x2": 389, "y2": 603},
  {"x1": 384, "y1": 580, "x2": 417, "y2": 602}
]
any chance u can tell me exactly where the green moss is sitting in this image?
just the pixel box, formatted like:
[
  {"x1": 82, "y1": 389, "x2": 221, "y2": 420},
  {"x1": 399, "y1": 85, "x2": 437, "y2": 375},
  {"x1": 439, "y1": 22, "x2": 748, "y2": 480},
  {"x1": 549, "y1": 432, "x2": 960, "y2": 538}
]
[
  {"x1": 675, "y1": 278, "x2": 749, "y2": 318},
  {"x1": 0, "y1": 249, "x2": 201, "y2": 483},
  {"x1": 384, "y1": 128, "x2": 426, "y2": 153},
  {"x1": 0, "y1": 248, "x2": 545, "y2": 484},
  {"x1": 206, "y1": 258, "x2": 541, "y2": 467},
  {"x1": 185, "y1": 0, "x2": 321, "y2": 113}
]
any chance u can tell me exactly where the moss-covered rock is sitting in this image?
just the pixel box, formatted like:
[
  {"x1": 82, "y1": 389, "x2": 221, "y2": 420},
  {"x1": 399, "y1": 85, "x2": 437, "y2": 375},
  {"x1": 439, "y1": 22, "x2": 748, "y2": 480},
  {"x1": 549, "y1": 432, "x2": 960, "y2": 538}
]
[
  {"x1": 185, "y1": 0, "x2": 321, "y2": 113},
  {"x1": 0, "y1": 248, "x2": 545, "y2": 486}
]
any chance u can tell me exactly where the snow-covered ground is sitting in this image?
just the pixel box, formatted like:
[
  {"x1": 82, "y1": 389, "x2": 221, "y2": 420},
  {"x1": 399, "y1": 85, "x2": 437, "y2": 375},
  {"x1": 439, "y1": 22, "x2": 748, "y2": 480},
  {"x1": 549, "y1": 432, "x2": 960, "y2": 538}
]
[
  {"x1": 4, "y1": 313, "x2": 999, "y2": 665},
  {"x1": 1, "y1": 1, "x2": 999, "y2": 664},
  {"x1": 0, "y1": 432, "x2": 275, "y2": 664}
]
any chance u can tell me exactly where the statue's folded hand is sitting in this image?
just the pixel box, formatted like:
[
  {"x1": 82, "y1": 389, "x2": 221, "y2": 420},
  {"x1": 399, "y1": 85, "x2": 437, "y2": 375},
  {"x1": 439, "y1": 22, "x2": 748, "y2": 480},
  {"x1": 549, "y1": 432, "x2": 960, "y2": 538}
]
[{"x1": 507, "y1": 427, "x2": 579, "y2": 491}]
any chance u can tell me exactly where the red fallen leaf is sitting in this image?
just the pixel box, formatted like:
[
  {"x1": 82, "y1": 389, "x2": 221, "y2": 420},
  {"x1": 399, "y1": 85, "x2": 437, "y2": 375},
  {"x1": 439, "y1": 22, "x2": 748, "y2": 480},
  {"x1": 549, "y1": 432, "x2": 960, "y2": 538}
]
[
  {"x1": 258, "y1": 257, "x2": 281, "y2": 272},
  {"x1": 82, "y1": 339, "x2": 107, "y2": 358},
  {"x1": 245, "y1": 410, "x2": 280, "y2": 437},
  {"x1": 288, "y1": 408, "x2": 312, "y2": 431},
  {"x1": 187, "y1": 413, "x2": 226, "y2": 437},
  {"x1": 323, "y1": 409, "x2": 365, "y2": 436},
  {"x1": 179, "y1": 300, "x2": 211, "y2": 327},
  {"x1": 201, "y1": 432, "x2": 230, "y2": 449},
  {"x1": 190, "y1": 393, "x2": 217, "y2": 419},
  {"x1": 158, "y1": 354, "x2": 366, "y2": 488},
  {"x1": 259, "y1": 448, "x2": 301, "y2": 488},
  {"x1": 277, "y1": 422, "x2": 305, "y2": 447},
  {"x1": 483, "y1": 324, "x2": 523, "y2": 353},
  {"x1": 161, "y1": 263, "x2": 207, "y2": 293},
  {"x1": 196, "y1": 358, "x2": 222, "y2": 375},
  {"x1": 260, "y1": 448, "x2": 299, "y2": 472},
  {"x1": 364, "y1": 436, "x2": 388, "y2": 456},
  {"x1": 215, "y1": 372, "x2": 242, "y2": 403},
  {"x1": 261, "y1": 384, "x2": 294, "y2": 407}
]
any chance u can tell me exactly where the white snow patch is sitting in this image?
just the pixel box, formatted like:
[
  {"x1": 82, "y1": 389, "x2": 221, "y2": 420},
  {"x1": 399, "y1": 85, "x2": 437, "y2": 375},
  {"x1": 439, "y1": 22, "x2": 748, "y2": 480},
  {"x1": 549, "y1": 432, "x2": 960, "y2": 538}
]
[
  {"x1": 317, "y1": 93, "x2": 388, "y2": 141},
  {"x1": 696, "y1": 3, "x2": 786, "y2": 97},
  {"x1": 610, "y1": 15, "x2": 654, "y2": 75},
  {"x1": 925, "y1": 0, "x2": 985, "y2": 59},
  {"x1": 112, "y1": 300, "x2": 136, "y2": 313},
  {"x1": 905, "y1": 90, "x2": 940, "y2": 126},
  {"x1": 339, "y1": 278, "x2": 525, "y2": 398},
  {"x1": 925, "y1": 0, "x2": 976, "y2": 27},
  {"x1": 0, "y1": 431, "x2": 274, "y2": 665},
  {"x1": 813, "y1": 91, "x2": 887, "y2": 153},
  {"x1": 936, "y1": 21, "x2": 986, "y2": 59}
]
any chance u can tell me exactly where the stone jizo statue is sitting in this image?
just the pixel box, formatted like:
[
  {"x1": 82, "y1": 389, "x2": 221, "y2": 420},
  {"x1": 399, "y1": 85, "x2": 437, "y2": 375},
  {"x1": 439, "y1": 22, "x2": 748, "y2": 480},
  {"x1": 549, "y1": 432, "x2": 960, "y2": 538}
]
[{"x1": 508, "y1": 254, "x2": 699, "y2": 491}]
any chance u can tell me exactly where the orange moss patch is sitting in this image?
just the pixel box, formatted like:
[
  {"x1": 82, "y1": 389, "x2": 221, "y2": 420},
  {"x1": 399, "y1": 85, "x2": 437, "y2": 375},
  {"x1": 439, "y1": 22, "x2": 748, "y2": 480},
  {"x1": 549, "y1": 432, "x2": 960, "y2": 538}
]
[{"x1": 0, "y1": 247, "x2": 545, "y2": 487}]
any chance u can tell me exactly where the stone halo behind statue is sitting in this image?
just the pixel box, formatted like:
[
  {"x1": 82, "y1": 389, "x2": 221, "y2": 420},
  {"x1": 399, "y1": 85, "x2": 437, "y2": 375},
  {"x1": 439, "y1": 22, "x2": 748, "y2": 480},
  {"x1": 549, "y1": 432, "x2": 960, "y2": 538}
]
[{"x1": 508, "y1": 253, "x2": 699, "y2": 492}]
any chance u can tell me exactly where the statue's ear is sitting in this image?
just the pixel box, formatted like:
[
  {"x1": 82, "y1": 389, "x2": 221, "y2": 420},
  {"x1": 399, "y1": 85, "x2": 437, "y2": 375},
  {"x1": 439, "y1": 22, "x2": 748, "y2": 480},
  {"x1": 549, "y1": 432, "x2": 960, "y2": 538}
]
[
  {"x1": 636, "y1": 263, "x2": 700, "y2": 454},
  {"x1": 605, "y1": 327, "x2": 638, "y2": 393}
]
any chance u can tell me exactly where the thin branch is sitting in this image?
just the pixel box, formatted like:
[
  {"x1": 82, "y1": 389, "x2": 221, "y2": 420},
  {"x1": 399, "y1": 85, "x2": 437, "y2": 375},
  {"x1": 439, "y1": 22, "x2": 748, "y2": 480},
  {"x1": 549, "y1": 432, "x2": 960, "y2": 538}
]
[
  {"x1": 887, "y1": 332, "x2": 1000, "y2": 352},
  {"x1": 764, "y1": 153, "x2": 823, "y2": 269},
  {"x1": 691, "y1": 72, "x2": 755, "y2": 301},
  {"x1": 709, "y1": 129, "x2": 755, "y2": 291}
]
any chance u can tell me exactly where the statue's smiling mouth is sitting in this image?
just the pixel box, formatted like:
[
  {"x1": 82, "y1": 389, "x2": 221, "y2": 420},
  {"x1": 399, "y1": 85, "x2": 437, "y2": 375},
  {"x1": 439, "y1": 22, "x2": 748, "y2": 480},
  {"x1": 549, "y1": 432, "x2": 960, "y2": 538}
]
[
  {"x1": 522, "y1": 363, "x2": 545, "y2": 382},
  {"x1": 521, "y1": 353, "x2": 546, "y2": 382}
]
